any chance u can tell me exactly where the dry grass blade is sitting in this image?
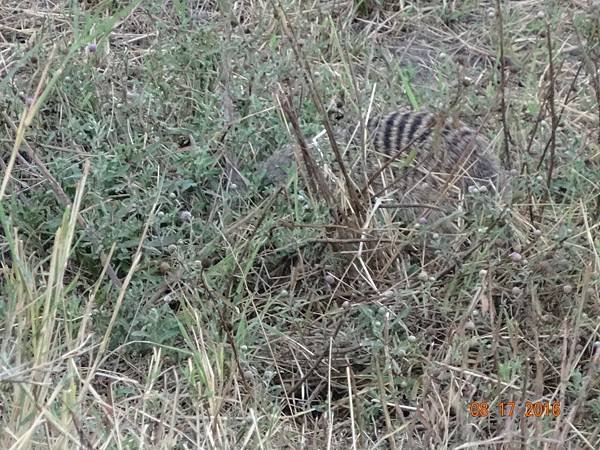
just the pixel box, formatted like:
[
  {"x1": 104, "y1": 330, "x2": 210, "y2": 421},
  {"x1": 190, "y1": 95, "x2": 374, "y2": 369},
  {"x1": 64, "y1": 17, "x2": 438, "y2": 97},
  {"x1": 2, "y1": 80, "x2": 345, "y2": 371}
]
[
  {"x1": 277, "y1": 91, "x2": 335, "y2": 209},
  {"x1": 2, "y1": 161, "x2": 91, "y2": 449},
  {"x1": 495, "y1": 0, "x2": 512, "y2": 169},
  {"x1": 274, "y1": 2, "x2": 364, "y2": 220}
]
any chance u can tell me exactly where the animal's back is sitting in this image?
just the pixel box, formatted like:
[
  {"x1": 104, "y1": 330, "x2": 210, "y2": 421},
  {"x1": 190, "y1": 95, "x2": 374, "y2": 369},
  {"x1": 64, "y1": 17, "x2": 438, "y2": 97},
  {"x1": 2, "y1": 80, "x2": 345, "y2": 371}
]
[
  {"x1": 363, "y1": 109, "x2": 508, "y2": 228},
  {"x1": 259, "y1": 108, "x2": 510, "y2": 229},
  {"x1": 366, "y1": 110, "x2": 502, "y2": 190}
]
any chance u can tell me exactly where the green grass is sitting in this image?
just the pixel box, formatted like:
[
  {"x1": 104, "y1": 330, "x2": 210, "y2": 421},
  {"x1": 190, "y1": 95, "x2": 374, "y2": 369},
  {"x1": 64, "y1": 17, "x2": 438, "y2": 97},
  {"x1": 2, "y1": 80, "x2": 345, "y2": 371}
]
[{"x1": 1, "y1": 1, "x2": 600, "y2": 449}]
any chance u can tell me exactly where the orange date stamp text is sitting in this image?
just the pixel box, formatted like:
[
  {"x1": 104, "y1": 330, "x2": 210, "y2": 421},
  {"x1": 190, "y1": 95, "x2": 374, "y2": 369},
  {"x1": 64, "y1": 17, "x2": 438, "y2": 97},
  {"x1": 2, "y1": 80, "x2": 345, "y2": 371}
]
[{"x1": 469, "y1": 401, "x2": 561, "y2": 418}]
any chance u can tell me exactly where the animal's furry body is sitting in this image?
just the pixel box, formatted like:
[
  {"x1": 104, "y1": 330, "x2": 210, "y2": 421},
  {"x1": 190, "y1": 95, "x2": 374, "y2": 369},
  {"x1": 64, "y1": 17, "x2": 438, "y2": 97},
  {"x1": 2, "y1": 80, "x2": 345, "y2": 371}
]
[
  {"x1": 261, "y1": 108, "x2": 510, "y2": 229},
  {"x1": 362, "y1": 109, "x2": 509, "y2": 227}
]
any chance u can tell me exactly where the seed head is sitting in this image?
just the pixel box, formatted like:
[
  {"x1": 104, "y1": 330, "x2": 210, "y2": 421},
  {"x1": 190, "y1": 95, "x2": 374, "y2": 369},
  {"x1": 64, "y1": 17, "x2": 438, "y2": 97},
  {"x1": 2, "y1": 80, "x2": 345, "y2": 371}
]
[
  {"x1": 417, "y1": 270, "x2": 429, "y2": 282},
  {"x1": 509, "y1": 252, "x2": 522, "y2": 262},
  {"x1": 179, "y1": 210, "x2": 192, "y2": 222},
  {"x1": 158, "y1": 261, "x2": 170, "y2": 274}
]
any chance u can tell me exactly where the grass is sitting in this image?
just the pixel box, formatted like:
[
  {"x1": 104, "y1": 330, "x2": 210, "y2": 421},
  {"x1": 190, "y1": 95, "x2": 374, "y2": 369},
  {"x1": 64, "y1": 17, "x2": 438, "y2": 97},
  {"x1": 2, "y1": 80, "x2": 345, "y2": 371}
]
[{"x1": 1, "y1": 1, "x2": 599, "y2": 449}]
